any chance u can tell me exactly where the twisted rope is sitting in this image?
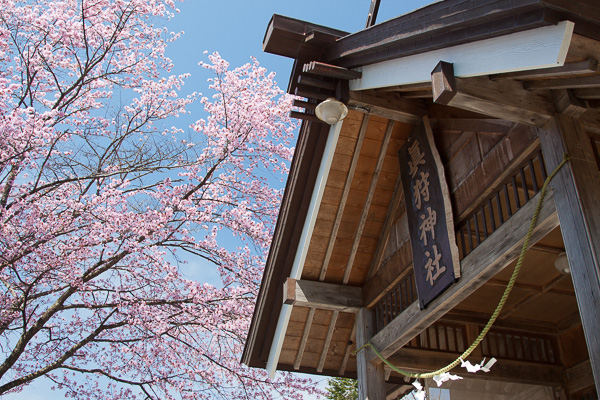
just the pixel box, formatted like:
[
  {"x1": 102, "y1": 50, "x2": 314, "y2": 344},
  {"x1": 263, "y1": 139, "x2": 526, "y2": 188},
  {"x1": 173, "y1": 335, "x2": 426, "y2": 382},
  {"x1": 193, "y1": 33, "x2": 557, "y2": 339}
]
[{"x1": 354, "y1": 153, "x2": 570, "y2": 379}]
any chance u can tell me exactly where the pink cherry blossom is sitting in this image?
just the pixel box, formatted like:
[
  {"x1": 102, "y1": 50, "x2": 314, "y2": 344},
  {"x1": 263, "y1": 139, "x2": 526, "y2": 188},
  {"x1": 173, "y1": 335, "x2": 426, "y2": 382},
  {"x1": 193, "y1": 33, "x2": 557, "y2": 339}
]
[{"x1": 0, "y1": 1, "x2": 317, "y2": 398}]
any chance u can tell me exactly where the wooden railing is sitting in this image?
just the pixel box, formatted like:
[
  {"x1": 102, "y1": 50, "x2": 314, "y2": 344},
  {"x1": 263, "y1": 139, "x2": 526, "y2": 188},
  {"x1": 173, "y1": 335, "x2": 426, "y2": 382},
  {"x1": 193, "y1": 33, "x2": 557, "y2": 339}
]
[
  {"x1": 456, "y1": 150, "x2": 548, "y2": 259},
  {"x1": 374, "y1": 272, "x2": 417, "y2": 332},
  {"x1": 405, "y1": 322, "x2": 468, "y2": 354},
  {"x1": 373, "y1": 150, "x2": 548, "y2": 334},
  {"x1": 480, "y1": 327, "x2": 558, "y2": 364}
]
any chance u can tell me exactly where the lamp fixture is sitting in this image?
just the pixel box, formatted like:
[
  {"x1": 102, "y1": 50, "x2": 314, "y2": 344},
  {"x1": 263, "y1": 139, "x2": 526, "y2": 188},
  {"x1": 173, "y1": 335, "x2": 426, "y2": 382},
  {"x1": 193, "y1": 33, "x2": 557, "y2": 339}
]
[
  {"x1": 554, "y1": 252, "x2": 570, "y2": 274},
  {"x1": 315, "y1": 98, "x2": 348, "y2": 125}
]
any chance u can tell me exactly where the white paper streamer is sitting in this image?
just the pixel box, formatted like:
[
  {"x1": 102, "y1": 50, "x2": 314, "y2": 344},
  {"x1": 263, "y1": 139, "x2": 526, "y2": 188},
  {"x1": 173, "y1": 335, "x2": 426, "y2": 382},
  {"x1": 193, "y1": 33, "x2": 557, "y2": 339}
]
[
  {"x1": 432, "y1": 372, "x2": 463, "y2": 386},
  {"x1": 412, "y1": 381, "x2": 426, "y2": 400},
  {"x1": 460, "y1": 357, "x2": 497, "y2": 373}
]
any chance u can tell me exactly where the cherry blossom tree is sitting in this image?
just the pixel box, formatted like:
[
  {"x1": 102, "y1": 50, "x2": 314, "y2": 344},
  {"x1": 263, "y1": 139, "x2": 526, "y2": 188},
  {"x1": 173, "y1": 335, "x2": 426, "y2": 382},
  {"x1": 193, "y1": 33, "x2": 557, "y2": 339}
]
[{"x1": 0, "y1": 0, "x2": 316, "y2": 398}]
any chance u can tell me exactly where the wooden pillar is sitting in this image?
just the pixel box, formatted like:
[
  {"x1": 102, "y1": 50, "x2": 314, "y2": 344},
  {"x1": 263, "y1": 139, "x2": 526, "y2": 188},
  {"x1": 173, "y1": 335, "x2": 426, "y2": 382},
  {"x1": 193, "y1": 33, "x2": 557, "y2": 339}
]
[
  {"x1": 538, "y1": 114, "x2": 600, "y2": 394},
  {"x1": 356, "y1": 308, "x2": 386, "y2": 400}
]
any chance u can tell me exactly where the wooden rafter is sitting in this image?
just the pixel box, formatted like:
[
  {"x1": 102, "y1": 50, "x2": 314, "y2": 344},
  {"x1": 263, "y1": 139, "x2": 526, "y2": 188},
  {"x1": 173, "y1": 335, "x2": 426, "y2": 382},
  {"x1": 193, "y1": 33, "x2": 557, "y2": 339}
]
[
  {"x1": 431, "y1": 61, "x2": 555, "y2": 126},
  {"x1": 432, "y1": 118, "x2": 515, "y2": 134},
  {"x1": 440, "y1": 309, "x2": 565, "y2": 335},
  {"x1": 573, "y1": 88, "x2": 600, "y2": 99},
  {"x1": 367, "y1": 175, "x2": 404, "y2": 279},
  {"x1": 348, "y1": 90, "x2": 427, "y2": 123},
  {"x1": 342, "y1": 120, "x2": 395, "y2": 284},
  {"x1": 491, "y1": 58, "x2": 598, "y2": 80},
  {"x1": 303, "y1": 61, "x2": 362, "y2": 80},
  {"x1": 498, "y1": 273, "x2": 571, "y2": 319},
  {"x1": 524, "y1": 74, "x2": 600, "y2": 90},
  {"x1": 293, "y1": 308, "x2": 315, "y2": 370},
  {"x1": 320, "y1": 114, "x2": 369, "y2": 281},
  {"x1": 317, "y1": 310, "x2": 339, "y2": 372}
]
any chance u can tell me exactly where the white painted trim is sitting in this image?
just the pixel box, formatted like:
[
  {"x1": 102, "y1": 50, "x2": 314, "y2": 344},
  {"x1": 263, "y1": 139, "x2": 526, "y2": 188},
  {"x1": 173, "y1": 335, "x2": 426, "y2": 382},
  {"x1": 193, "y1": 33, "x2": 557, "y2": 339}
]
[
  {"x1": 266, "y1": 121, "x2": 344, "y2": 378},
  {"x1": 350, "y1": 21, "x2": 574, "y2": 91}
]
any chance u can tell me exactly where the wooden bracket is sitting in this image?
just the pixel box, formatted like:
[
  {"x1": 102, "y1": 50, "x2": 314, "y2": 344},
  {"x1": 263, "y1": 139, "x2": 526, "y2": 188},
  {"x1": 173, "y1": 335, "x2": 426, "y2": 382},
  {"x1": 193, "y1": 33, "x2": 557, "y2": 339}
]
[
  {"x1": 430, "y1": 60, "x2": 555, "y2": 126},
  {"x1": 283, "y1": 278, "x2": 363, "y2": 313},
  {"x1": 553, "y1": 89, "x2": 589, "y2": 118},
  {"x1": 431, "y1": 61, "x2": 457, "y2": 104}
]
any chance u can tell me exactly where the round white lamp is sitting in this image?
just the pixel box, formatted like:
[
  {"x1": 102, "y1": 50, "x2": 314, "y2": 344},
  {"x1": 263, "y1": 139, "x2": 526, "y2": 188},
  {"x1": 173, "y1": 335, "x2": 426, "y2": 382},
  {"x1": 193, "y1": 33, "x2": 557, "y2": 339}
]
[
  {"x1": 554, "y1": 252, "x2": 570, "y2": 274},
  {"x1": 315, "y1": 98, "x2": 348, "y2": 125}
]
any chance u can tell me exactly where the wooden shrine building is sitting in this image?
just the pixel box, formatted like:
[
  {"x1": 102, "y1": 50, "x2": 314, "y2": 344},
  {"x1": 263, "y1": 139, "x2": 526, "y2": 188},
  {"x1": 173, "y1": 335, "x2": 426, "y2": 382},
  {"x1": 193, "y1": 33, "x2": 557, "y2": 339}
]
[{"x1": 242, "y1": 1, "x2": 600, "y2": 399}]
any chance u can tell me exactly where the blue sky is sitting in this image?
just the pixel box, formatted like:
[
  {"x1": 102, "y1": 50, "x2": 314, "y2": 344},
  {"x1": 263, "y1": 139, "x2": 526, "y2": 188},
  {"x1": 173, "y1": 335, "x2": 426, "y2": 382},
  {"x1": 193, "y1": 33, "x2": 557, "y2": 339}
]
[{"x1": 4, "y1": 1, "x2": 434, "y2": 399}]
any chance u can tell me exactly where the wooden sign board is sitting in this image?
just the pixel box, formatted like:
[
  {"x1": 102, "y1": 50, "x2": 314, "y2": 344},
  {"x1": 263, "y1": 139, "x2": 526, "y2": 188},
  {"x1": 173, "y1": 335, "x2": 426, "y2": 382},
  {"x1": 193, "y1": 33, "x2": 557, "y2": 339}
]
[{"x1": 398, "y1": 117, "x2": 460, "y2": 309}]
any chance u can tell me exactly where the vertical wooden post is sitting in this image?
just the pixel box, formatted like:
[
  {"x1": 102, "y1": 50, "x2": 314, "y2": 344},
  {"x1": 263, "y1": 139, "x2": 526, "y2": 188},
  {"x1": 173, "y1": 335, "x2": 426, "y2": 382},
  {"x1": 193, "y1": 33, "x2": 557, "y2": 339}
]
[
  {"x1": 538, "y1": 114, "x2": 600, "y2": 394},
  {"x1": 356, "y1": 308, "x2": 386, "y2": 400}
]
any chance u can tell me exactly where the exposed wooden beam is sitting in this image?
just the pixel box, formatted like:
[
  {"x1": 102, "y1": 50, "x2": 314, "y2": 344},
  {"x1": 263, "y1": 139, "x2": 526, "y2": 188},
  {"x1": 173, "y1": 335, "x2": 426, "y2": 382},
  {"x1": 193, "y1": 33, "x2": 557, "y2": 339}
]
[
  {"x1": 356, "y1": 308, "x2": 386, "y2": 400},
  {"x1": 343, "y1": 120, "x2": 394, "y2": 284},
  {"x1": 525, "y1": 75, "x2": 600, "y2": 90},
  {"x1": 498, "y1": 273, "x2": 571, "y2": 319},
  {"x1": 263, "y1": 14, "x2": 348, "y2": 60},
  {"x1": 320, "y1": 114, "x2": 369, "y2": 281},
  {"x1": 440, "y1": 309, "x2": 561, "y2": 335},
  {"x1": 283, "y1": 278, "x2": 363, "y2": 313},
  {"x1": 565, "y1": 360, "x2": 595, "y2": 396},
  {"x1": 297, "y1": 75, "x2": 337, "y2": 91},
  {"x1": 538, "y1": 114, "x2": 600, "y2": 392},
  {"x1": 431, "y1": 61, "x2": 555, "y2": 126},
  {"x1": 293, "y1": 99, "x2": 317, "y2": 111},
  {"x1": 581, "y1": 108, "x2": 600, "y2": 135},
  {"x1": 553, "y1": 89, "x2": 589, "y2": 118},
  {"x1": 367, "y1": 175, "x2": 404, "y2": 279},
  {"x1": 362, "y1": 217, "x2": 411, "y2": 309},
  {"x1": 432, "y1": 118, "x2": 515, "y2": 134},
  {"x1": 348, "y1": 90, "x2": 427, "y2": 123},
  {"x1": 293, "y1": 307, "x2": 315, "y2": 370},
  {"x1": 491, "y1": 58, "x2": 598, "y2": 80},
  {"x1": 338, "y1": 320, "x2": 356, "y2": 376},
  {"x1": 387, "y1": 348, "x2": 564, "y2": 386},
  {"x1": 556, "y1": 311, "x2": 582, "y2": 334},
  {"x1": 486, "y1": 276, "x2": 573, "y2": 297},
  {"x1": 573, "y1": 88, "x2": 600, "y2": 100},
  {"x1": 295, "y1": 86, "x2": 332, "y2": 101},
  {"x1": 368, "y1": 188, "x2": 559, "y2": 362},
  {"x1": 378, "y1": 82, "x2": 431, "y2": 92},
  {"x1": 290, "y1": 111, "x2": 322, "y2": 123},
  {"x1": 303, "y1": 61, "x2": 362, "y2": 80},
  {"x1": 317, "y1": 310, "x2": 339, "y2": 372},
  {"x1": 401, "y1": 90, "x2": 433, "y2": 99}
]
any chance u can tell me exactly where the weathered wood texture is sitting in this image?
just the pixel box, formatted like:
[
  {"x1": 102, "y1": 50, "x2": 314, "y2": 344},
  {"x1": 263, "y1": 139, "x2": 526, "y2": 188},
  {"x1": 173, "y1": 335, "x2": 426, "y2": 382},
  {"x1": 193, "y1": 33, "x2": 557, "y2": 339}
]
[
  {"x1": 437, "y1": 124, "x2": 539, "y2": 222},
  {"x1": 491, "y1": 58, "x2": 598, "y2": 80},
  {"x1": 431, "y1": 63, "x2": 555, "y2": 126},
  {"x1": 356, "y1": 308, "x2": 386, "y2": 400},
  {"x1": 343, "y1": 120, "x2": 394, "y2": 284},
  {"x1": 387, "y1": 348, "x2": 564, "y2": 386},
  {"x1": 283, "y1": 278, "x2": 362, "y2": 313},
  {"x1": 348, "y1": 90, "x2": 427, "y2": 123},
  {"x1": 538, "y1": 114, "x2": 600, "y2": 393},
  {"x1": 320, "y1": 114, "x2": 368, "y2": 281},
  {"x1": 369, "y1": 188, "x2": 559, "y2": 361}
]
